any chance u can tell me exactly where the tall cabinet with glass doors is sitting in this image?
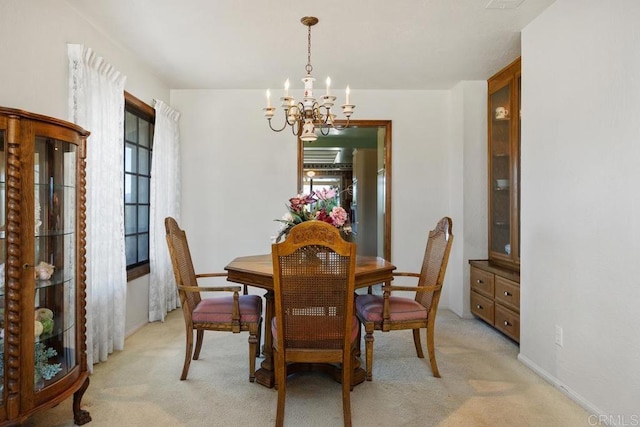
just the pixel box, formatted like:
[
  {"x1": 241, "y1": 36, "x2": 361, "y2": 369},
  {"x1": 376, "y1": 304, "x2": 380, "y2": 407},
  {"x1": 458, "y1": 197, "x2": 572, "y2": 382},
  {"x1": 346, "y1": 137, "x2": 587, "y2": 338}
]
[
  {"x1": 469, "y1": 58, "x2": 522, "y2": 343},
  {"x1": 0, "y1": 107, "x2": 91, "y2": 425}
]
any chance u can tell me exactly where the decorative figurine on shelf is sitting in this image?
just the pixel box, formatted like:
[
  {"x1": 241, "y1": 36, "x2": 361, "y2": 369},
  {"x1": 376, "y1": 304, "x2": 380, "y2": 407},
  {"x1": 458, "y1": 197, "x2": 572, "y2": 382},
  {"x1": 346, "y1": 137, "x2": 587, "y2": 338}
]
[
  {"x1": 35, "y1": 307, "x2": 54, "y2": 336},
  {"x1": 34, "y1": 262, "x2": 54, "y2": 281},
  {"x1": 34, "y1": 320, "x2": 44, "y2": 339}
]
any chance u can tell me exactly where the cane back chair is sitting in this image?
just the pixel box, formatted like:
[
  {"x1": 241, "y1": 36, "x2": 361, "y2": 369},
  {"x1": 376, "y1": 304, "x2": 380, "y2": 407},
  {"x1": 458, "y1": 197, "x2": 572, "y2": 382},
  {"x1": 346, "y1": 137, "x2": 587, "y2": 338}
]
[
  {"x1": 271, "y1": 220, "x2": 358, "y2": 427},
  {"x1": 164, "y1": 217, "x2": 262, "y2": 382},
  {"x1": 356, "y1": 217, "x2": 453, "y2": 379}
]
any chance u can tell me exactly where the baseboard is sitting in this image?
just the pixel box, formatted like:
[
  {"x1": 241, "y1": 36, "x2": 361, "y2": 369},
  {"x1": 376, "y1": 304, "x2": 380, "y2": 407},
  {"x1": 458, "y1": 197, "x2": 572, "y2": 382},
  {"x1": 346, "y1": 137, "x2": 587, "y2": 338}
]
[
  {"x1": 125, "y1": 320, "x2": 149, "y2": 338},
  {"x1": 517, "y1": 353, "x2": 604, "y2": 420}
]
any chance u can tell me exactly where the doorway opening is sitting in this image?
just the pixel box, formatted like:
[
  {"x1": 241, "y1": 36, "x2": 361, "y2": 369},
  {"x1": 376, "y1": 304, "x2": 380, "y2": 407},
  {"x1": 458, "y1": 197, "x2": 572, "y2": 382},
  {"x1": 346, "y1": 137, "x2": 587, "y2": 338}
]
[{"x1": 298, "y1": 120, "x2": 392, "y2": 261}]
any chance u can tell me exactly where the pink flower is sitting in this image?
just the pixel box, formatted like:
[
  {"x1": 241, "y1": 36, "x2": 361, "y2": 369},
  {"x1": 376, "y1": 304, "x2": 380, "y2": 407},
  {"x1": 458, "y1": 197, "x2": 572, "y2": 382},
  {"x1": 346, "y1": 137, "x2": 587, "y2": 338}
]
[
  {"x1": 314, "y1": 188, "x2": 336, "y2": 201},
  {"x1": 289, "y1": 193, "x2": 314, "y2": 212},
  {"x1": 329, "y1": 206, "x2": 348, "y2": 227}
]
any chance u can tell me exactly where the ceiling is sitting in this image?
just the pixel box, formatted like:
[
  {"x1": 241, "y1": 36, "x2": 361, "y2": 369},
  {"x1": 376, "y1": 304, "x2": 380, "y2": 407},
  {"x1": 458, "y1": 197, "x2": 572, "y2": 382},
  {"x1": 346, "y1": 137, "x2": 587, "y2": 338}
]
[{"x1": 64, "y1": 0, "x2": 555, "y2": 91}]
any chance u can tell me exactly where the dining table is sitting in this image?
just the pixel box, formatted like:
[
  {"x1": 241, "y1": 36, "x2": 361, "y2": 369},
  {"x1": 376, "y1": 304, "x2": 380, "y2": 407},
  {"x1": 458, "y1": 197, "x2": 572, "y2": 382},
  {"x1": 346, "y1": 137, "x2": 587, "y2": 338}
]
[{"x1": 224, "y1": 253, "x2": 396, "y2": 388}]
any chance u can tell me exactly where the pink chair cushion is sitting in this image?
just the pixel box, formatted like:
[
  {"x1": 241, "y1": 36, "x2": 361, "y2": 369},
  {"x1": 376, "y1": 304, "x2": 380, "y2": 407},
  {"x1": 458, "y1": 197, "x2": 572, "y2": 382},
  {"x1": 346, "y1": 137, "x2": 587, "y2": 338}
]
[
  {"x1": 192, "y1": 295, "x2": 262, "y2": 323},
  {"x1": 356, "y1": 294, "x2": 427, "y2": 322},
  {"x1": 271, "y1": 315, "x2": 360, "y2": 348}
]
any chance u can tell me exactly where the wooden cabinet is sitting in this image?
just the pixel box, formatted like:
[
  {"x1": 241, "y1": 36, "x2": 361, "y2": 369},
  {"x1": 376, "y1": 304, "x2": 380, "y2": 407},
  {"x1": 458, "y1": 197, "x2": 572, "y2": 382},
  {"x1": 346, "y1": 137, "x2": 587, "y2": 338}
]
[
  {"x1": 470, "y1": 261, "x2": 520, "y2": 342},
  {"x1": 0, "y1": 107, "x2": 91, "y2": 425},
  {"x1": 488, "y1": 57, "x2": 520, "y2": 270},
  {"x1": 470, "y1": 58, "x2": 521, "y2": 342}
]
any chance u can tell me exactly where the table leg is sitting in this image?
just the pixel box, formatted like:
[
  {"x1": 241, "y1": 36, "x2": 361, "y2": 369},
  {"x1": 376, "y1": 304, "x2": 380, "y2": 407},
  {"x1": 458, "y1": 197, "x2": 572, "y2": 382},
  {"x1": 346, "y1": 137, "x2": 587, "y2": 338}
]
[{"x1": 255, "y1": 290, "x2": 276, "y2": 388}]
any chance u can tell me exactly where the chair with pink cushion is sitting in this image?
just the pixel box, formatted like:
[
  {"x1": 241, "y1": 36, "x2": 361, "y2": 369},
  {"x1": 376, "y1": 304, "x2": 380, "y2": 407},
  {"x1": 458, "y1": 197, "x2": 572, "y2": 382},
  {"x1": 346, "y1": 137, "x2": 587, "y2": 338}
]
[
  {"x1": 356, "y1": 217, "x2": 453, "y2": 380},
  {"x1": 164, "y1": 217, "x2": 262, "y2": 382},
  {"x1": 271, "y1": 220, "x2": 358, "y2": 427}
]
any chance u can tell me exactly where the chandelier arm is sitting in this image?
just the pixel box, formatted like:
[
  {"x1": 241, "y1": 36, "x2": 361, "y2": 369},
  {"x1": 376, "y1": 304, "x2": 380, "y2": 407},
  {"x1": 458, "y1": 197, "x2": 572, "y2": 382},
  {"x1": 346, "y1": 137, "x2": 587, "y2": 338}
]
[
  {"x1": 320, "y1": 106, "x2": 332, "y2": 125},
  {"x1": 285, "y1": 106, "x2": 299, "y2": 127},
  {"x1": 331, "y1": 117, "x2": 352, "y2": 130},
  {"x1": 267, "y1": 117, "x2": 289, "y2": 132},
  {"x1": 285, "y1": 102, "x2": 306, "y2": 127},
  {"x1": 319, "y1": 125, "x2": 330, "y2": 136}
]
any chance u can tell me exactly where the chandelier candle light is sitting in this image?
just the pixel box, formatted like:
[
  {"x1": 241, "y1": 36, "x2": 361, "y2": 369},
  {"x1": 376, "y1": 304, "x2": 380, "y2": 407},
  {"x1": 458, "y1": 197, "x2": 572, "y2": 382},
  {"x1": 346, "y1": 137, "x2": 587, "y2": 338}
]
[{"x1": 263, "y1": 16, "x2": 355, "y2": 142}]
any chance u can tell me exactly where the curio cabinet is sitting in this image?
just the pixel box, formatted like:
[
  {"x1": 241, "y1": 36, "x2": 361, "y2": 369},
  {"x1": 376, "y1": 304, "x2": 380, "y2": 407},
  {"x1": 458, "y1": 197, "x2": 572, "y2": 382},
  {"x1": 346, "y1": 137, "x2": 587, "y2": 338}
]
[{"x1": 0, "y1": 107, "x2": 91, "y2": 425}]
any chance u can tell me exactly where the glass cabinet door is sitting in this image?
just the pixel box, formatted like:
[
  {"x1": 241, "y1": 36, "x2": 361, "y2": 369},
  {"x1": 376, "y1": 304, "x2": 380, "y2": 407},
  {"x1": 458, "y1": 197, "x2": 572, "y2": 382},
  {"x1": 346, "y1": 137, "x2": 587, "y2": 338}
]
[
  {"x1": 0, "y1": 129, "x2": 5, "y2": 398},
  {"x1": 516, "y1": 74, "x2": 521, "y2": 260},
  {"x1": 33, "y1": 136, "x2": 77, "y2": 391},
  {"x1": 489, "y1": 82, "x2": 513, "y2": 258}
]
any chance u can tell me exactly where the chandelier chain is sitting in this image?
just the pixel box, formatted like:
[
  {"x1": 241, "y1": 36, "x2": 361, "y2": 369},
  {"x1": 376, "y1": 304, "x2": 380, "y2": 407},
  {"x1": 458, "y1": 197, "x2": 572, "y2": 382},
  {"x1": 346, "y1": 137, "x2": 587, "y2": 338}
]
[{"x1": 305, "y1": 23, "x2": 313, "y2": 75}]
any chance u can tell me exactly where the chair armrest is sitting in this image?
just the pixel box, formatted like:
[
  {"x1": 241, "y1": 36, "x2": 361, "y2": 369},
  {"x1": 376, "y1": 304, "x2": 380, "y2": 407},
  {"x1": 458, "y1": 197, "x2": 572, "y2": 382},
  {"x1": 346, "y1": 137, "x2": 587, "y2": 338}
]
[
  {"x1": 383, "y1": 284, "x2": 441, "y2": 294},
  {"x1": 384, "y1": 285, "x2": 419, "y2": 293},
  {"x1": 195, "y1": 272, "x2": 228, "y2": 279},
  {"x1": 196, "y1": 272, "x2": 250, "y2": 295},
  {"x1": 392, "y1": 272, "x2": 420, "y2": 278},
  {"x1": 180, "y1": 285, "x2": 242, "y2": 293}
]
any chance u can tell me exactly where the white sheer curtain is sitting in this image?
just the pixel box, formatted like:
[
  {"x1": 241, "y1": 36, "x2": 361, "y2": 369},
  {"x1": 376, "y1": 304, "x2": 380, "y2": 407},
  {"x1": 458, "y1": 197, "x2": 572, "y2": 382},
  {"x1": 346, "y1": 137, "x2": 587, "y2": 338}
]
[
  {"x1": 68, "y1": 44, "x2": 127, "y2": 369},
  {"x1": 149, "y1": 99, "x2": 181, "y2": 322}
]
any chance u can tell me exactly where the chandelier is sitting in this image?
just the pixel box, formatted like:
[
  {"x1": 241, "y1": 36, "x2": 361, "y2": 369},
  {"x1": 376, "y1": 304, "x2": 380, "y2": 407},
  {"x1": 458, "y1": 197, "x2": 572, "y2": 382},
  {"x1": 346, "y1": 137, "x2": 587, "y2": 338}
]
[{"x1": 263, "y1": 16, "x2": 355, "y2": 142}]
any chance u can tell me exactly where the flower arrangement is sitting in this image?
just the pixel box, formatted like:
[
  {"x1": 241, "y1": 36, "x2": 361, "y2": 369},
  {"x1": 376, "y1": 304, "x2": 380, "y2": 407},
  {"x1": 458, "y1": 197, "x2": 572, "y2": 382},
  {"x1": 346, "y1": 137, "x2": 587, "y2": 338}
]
[{"x1": 275, "y1": 187, "x2": 352, "y2": 242}]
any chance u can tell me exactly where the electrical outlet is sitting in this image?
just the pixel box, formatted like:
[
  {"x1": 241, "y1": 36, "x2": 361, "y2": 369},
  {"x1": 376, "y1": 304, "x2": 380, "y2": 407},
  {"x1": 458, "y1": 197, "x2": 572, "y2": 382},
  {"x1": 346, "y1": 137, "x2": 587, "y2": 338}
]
[{"x1": 555, "y1": 325, "x2": 563, "y2": 346}]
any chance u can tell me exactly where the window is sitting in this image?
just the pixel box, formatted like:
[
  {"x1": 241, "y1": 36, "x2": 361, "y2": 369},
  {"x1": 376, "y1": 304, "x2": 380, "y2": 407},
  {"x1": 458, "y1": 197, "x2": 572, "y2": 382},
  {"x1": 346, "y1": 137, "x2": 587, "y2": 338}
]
[{"x1": 124, "y1": 92, "x2": 154, "y2": 280}]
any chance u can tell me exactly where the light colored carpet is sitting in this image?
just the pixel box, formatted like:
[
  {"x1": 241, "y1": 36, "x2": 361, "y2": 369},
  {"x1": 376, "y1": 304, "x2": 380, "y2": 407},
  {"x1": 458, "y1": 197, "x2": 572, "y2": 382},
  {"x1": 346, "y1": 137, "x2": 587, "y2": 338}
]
[{"x1": 27, "y1": 309, "x2": 590, "y2": 427}]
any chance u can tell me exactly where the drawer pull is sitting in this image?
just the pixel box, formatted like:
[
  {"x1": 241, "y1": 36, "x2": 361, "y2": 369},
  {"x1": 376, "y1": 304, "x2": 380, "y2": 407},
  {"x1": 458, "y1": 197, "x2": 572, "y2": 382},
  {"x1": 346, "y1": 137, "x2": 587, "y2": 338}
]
[
  {"x1": 476, "y1": 304, "x2": 483, "y2": 309},
  {"x1": 476, "y1": 279, "x2": 483, "y2": 284},
  {"x1": 503, "y1": 291, "x2": 512, "y2": 297},
  {"x1": 504, "y1": 320, "x2": 511, "y2": 327}
]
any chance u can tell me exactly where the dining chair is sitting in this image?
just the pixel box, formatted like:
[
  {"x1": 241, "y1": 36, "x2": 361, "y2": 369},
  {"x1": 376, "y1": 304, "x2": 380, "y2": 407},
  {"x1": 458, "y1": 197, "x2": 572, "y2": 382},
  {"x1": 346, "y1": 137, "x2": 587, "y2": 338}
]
[
  {"x1": 271, "y1": 220, "x2": 358, "y2": 427},
  {"x1": 164, "y1": 217, "x2": 262, "y2": 382},
  {"x1": 356, "y1": 216, "x2": 453, "y2": 380}
]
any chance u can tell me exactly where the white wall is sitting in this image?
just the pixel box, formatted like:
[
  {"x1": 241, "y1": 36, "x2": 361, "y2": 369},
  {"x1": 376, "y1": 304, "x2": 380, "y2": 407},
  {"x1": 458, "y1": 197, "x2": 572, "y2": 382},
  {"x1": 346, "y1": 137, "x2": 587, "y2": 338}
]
[
  {"x1": 520, "y1": 0, "x2": 640, "y2": 418},
  {"x1": 451, "y1": 81, "x2": 488, "y2": 318},
  {"x1": 170, "y1": 89, "x2": 476, "y2": 309},
  {"x1": 0, "y1": 0, "x2": 171, "y2": 336}
]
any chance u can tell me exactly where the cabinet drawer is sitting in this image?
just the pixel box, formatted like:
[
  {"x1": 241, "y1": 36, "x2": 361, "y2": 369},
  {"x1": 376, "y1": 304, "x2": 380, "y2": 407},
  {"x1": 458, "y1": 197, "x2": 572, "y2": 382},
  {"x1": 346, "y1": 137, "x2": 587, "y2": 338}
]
[
  {"x1": 471, "y1": 291, "x2": 494, "y2": 324},
  {"x1": 495, "y1": 305, "x2": 520, "y2": 342},
  {"x1": 494, "y1": 276, "x2": 520, "y2": 312},
  {"x1": 470, "y1": 267, "x2": 494, "y2": 298}
]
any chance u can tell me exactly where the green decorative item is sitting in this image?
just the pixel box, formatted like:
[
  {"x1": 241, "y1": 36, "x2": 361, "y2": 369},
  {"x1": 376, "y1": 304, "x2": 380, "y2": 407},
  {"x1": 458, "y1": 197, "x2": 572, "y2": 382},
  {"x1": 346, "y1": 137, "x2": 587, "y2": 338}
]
[
  {"x1": 35, "y1": 307, "x2": 54, "y2": 336},
  {"x1": 41, "y1": 318, "x2": 54, "y2": 335},
  {"x1": 34, "y1": 342, "x2": 62, "y2": 382},
  {"x1": 0, "y1": 342, "x2": 61, "y2": 388}
]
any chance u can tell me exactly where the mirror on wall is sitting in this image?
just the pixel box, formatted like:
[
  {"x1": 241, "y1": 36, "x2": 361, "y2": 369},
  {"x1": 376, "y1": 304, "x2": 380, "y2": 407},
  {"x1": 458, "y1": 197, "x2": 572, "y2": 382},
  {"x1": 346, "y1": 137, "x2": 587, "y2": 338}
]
[{"x1": 298, "y1": 120, "x2": 392, "y2": 261}]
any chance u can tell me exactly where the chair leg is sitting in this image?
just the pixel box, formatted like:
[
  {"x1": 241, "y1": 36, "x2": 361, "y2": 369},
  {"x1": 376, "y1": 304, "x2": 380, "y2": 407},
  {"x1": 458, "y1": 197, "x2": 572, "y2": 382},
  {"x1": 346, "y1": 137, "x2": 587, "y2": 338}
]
[
  {"x1": 256, "y1": 318, "x2": 262, "y2": 358},
  {"x1": 274, "y1": 347, "x2": 286, "y2": 427},
  {"x1": 193, "y1": 329, "x2": 205, "y2": 360},
  {"x1": 356, "y1": 321, "x2": 362, "y2": 357},
  {"x1": 412, "y1": 328, "x2": 425, "y2": 359},
  {"x1": 181, "y1": 327, "x2": 194, "y2": 380},
  {"x1": 342, "y1": 349, "x2": 352, "y2": 427},
  {"x1": 426, "y1": 325, "x2": 440, "y2": 378},
  {"x1": 364, "y1": 322, "x2": 374, "y2": 381},
  {"x1": 248, "y1": 325, "x2": 258, "y2": 382}
]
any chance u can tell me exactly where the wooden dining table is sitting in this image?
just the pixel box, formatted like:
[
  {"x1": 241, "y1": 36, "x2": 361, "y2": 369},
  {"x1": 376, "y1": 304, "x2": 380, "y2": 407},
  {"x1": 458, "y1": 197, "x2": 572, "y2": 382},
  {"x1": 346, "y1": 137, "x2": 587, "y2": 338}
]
[{"x1": 224, "y1": 253, "x2": 396, "y2": 388}]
